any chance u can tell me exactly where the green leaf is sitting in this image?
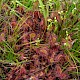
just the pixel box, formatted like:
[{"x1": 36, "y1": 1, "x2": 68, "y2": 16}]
[{"x1": 0, "y1": 0, "x2": 2, "y2": 12}]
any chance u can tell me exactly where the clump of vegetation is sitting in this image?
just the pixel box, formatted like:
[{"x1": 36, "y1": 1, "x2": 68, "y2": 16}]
[{"x1": 0, "y1": 0, "x2": 80, "y2": 80}]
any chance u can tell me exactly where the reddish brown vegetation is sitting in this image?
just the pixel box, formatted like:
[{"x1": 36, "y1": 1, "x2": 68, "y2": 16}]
[{"x1": 0, "y1": 6, "x2": 76, "y2": 80}]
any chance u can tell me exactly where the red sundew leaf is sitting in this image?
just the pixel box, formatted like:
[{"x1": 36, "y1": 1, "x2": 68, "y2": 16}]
[
  {"x1": 14, "y1": 76, "x2": 21, "y2": 80},
  {"x1": 54, "y1": 65, "x2": 67, "y2": 79},
  {"x1": 7, "y1": 35, "x2": 13, "y2": 42},
  {"x1": 33, "y1": 11, "x2": 43, "y2": 19},
  {"x1": 22, "y1": 37, "x2": 29, "y2": 44},
  {"x1": 21, "y1": 32, "x2": 28, "y2": 39},
  {"x1": 0, "y1": 36, "x2": 5, "y2": 42},
  {"x1": 0, "y1": 33, "x2": 5, "y2": 42},
  {"x1": 19, "y1": 52, "x2": 26, "y2": 60},
  {"x1": 49, "y1": 57, "x2": 54, "y2": 63},
  {"x1": 40, "y1": 19, "x2": 44, "y2": 26},
  {"x1": 30, "y1": 32, "x2": 36, "y2": 38},
  {"x1": 6, "y1": 67, "x2": 19, "y2": 80},
  {"x1": 30, "y1": 76, "x2": 39, "y2": 80},
  {"x1": 15, "y1": 74, "x2": 27, "y2": 80},
  {"x1": 59, "y1": 58, "x2": 67, "y2": 65},
  {"x1": 47, "y1": 76, "x2": 55, "y2": 80},
  {"x1": 51, "y1": 52, "x2": 55, "y2": 57},
  {"x1": 48, "y1": 52, "x2": 55, "y2": 63},
  {"x1": 14, "y1": 45, "x2": 21, "y2": 51},
  {"x1": 10, "y1": 16, "x2": 17, "y2": 28},
  {"x1": 29, "y1": 32, "x2": 36, "y2": 40},
  {"x1": 32, "y1": 55, "x2": 40, "y2": 66},
  {"x1": 39, "y1": 47, "x2": 49, "y2": 57},
  {"x1": 48, "y1": 33, "x2": 57, "y2": 47},
  {"x1": 3, "y1": 27, "x2": 8, "y2": 34},
  {"x1": 21, "y1": 22, "x2": 29, "y2": 31},
  {"x1": 46, "y1": 32, "x2": 50, "y2": 37},
  {"x1": 11, "y1": 15, "x2": 17, "y2": 22},
  {"x1": 33, "y1": 11, "x2": 45, "y2": 31},
  {"x1": 22, "y1": 75, "x2": 27, "y2": 79},
  {"x1": 39, "y1": 71, "x2": 44, "y2": 77},
  {"x1": 52, "y1": 33, "x2": 57, "y2": 42},
  {"x1": 33, "y1": 11, "x2": 39, "y2": 18},
  {"x1": 19, "y1": 66, "x2": 27, "y2": 75},
  {"x1": 66, "y1": 67, "x2": 74, "y2": 72},
  {"x1": 40, "y1": 19, "x2": 45, "y2": 30},
  {"x1": 47, "y1": 70, "x2": 52, "y2": 76},
  {"x1": 32, "y1": 55, "x2": 39, "y2": 60},
  {"x1": 26, "y1": 18, "x2": 33, "y2": 27},
  {"x1": 6, "y1": 73, "x2": 13, "y2": 80},
  {"x1": 26, "y1": 11, "x2": 32, "y2": 16},
  {"x1": 54, "y1": 54, "x2": 63, "y2": 62},
  {"x1": 34, "y1": 60, "x2": 40, "y2": 66},
  {"x1": 51, "y1": 45, "x2": 60, "y2": 53},
  {"x1": 54, "y1": 54, "x2": 67, "y2": 65},
  {"x1": 55, "y1": 65, "x2": 62, "y2": 77},
  {"x1": 21, "y1": 34, "x2": 28, "y2": 43},
  {"x1": 49, "y1": 48, "x2": 56, "y2": 55},
  {"x1": 40, "y1": 49, "x2": 48, "y2": 55},
  {"x1": 11, "y1": 21, "x2": 17, "y2": 28},
  {"x1": 30, "y1": 68, "x2": 36, "y2": 73},
  {"x1": 16, "y1": 6, "x2": 25, "y2": 14},
  {"x1": 60, "y1": 73, "x2": 67, "y2": 79},
  {"x1": 66, "y1": 66, "x2": 76, "y2": 72}
]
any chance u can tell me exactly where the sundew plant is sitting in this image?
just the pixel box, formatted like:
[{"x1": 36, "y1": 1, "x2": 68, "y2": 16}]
[{"x1": 0, "y1": 0, "x2": 80, "y2": 80}]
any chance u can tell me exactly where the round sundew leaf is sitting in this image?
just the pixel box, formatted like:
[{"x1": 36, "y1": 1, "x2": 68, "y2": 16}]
[
  {"x1": 55, "y1": 65, "x2": 62, "y2": 77},
  {"x1": 30, "y1": 32, "x2": 36, "y2": 39},
  {"x1": 39, "y1": 47, "x2": 49, "y2": 57},
  {"x1": 40, "y1": 49, "x2": 47, "y2": 54}
]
